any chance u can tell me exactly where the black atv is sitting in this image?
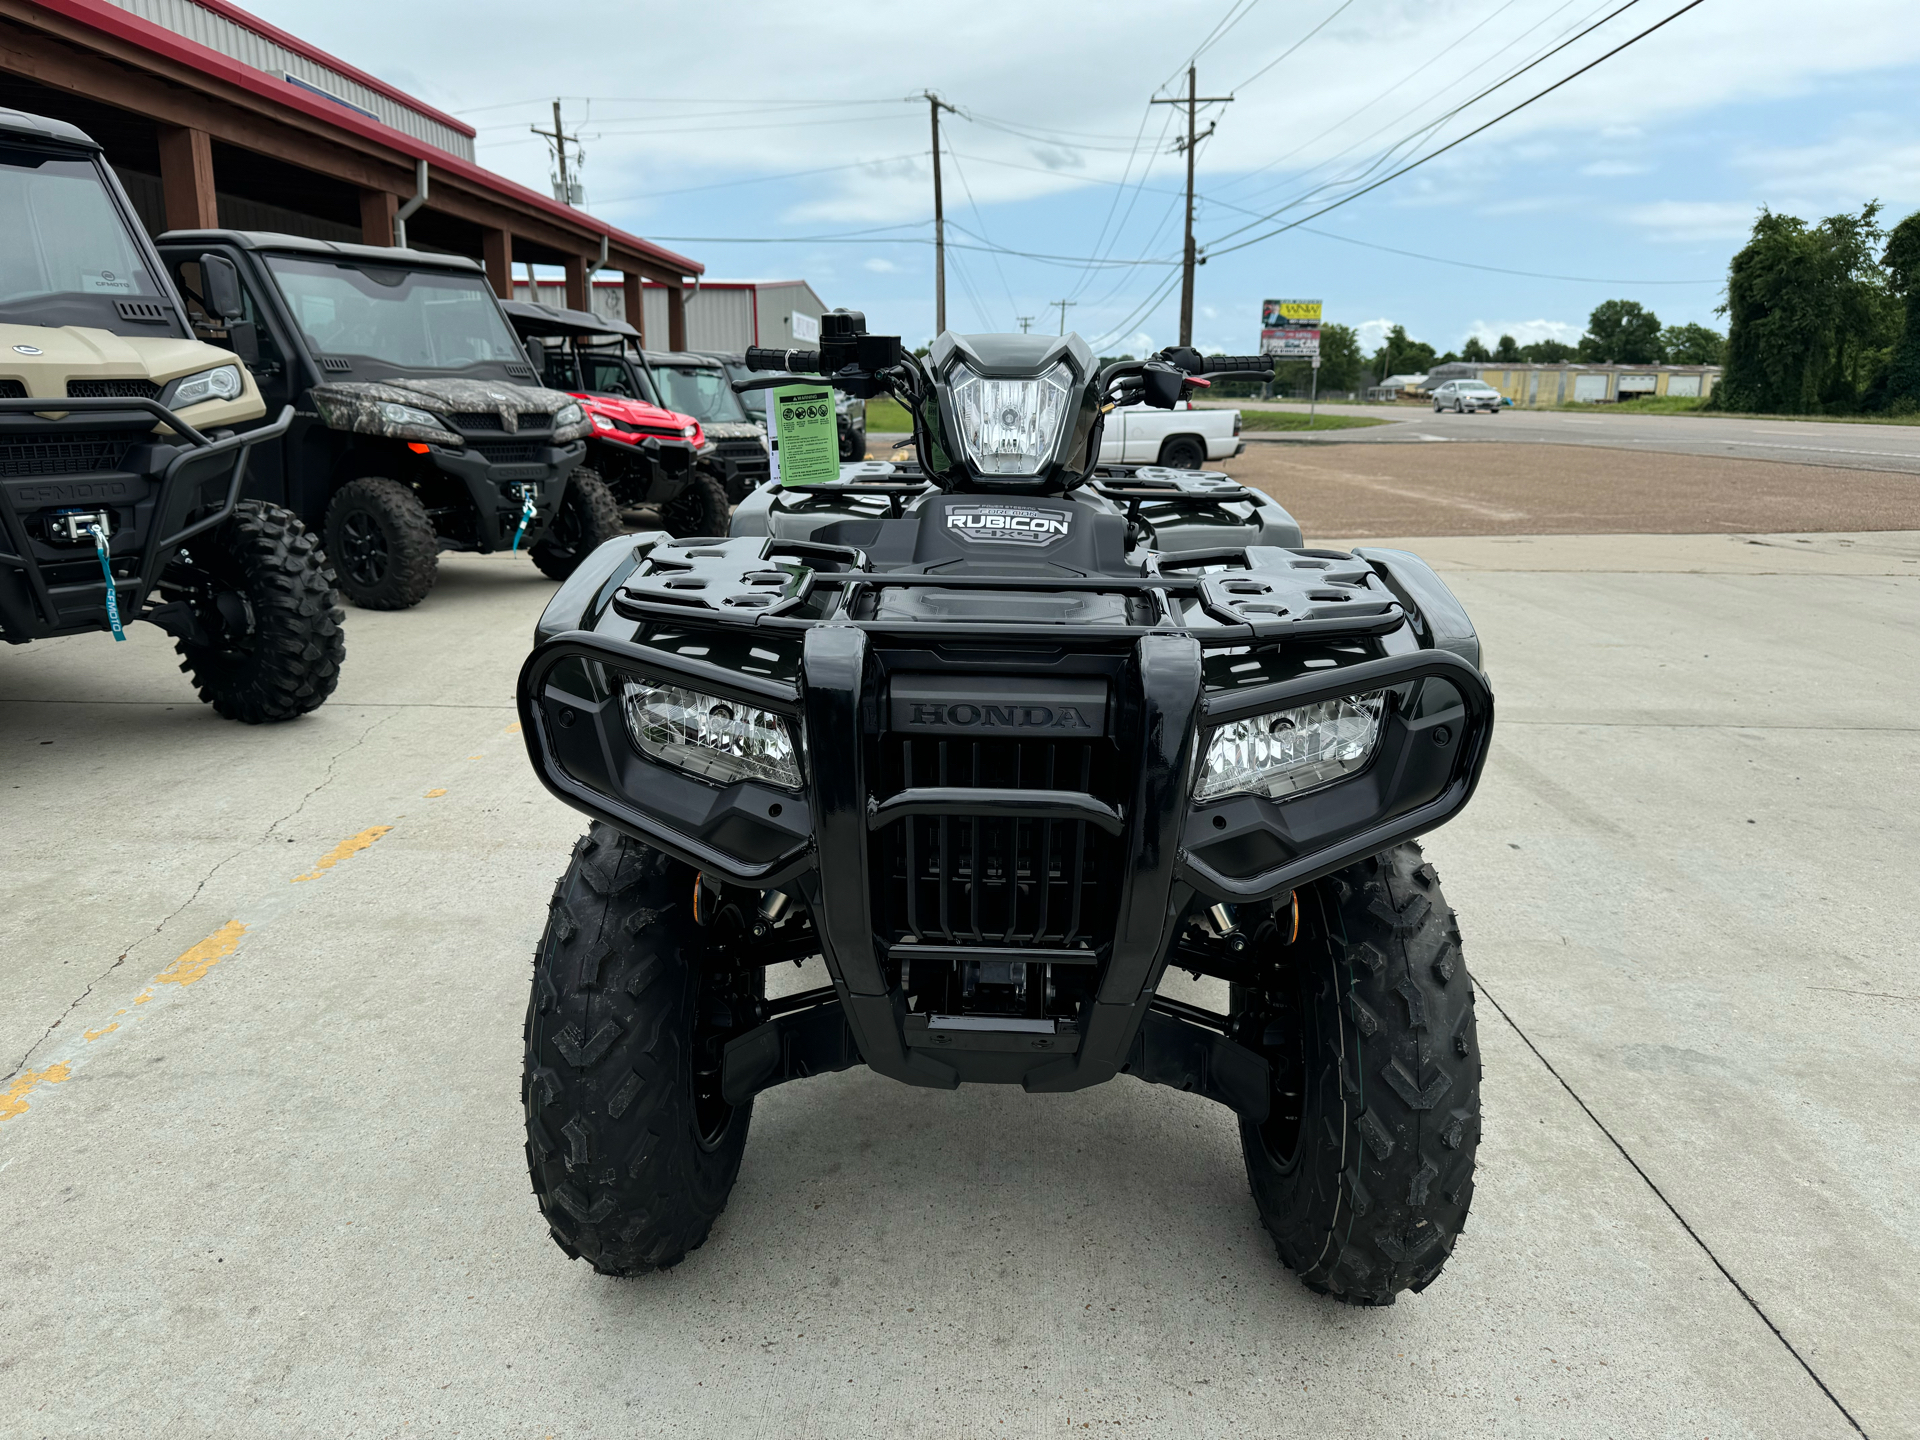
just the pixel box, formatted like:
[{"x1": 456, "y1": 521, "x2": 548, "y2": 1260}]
[
  {"x1": 153, "y1": 232, "x2": 612, "y2": 610},
  {"x1": 0, "y1": 107, "x2": 341, "y2": 723},
  {"x1": 504, "y1": 301, "x2": 729, "y2": 539},
  {"x1": 515, "y1": 312, "x2": 1494, "y2": 1306}
]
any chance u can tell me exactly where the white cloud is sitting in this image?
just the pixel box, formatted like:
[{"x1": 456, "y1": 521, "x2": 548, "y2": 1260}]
[
  {"x1": 1624, "y1": 200, "x2": 1760, "y2": 243},
  {"x1": 1581, "y1": 160, "x2": 1650, "y2": 177},
  {"x1": 864, "y1": 257, "x2": 900, "y2": 273},
  {"x1": 1461, "y1": 318, "x2": 1582, "y2": 347},
  {"x1": 1354, "y1": 317, "x2": 1397, "y2": 351}
]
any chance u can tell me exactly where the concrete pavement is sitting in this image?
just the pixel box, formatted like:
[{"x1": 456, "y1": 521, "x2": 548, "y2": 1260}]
[{"x1": 1, "y1": 535, "x2": 1914, "y2": 1437}]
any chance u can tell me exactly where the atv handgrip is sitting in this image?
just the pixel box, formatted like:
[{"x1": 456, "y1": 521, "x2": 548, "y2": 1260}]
[
  {"x1": 745, "y1": 346, "x2": 821, "y2": 373},
  {"x1": 1200, "y1": 355, "x2": 1275, "y2": 376}
]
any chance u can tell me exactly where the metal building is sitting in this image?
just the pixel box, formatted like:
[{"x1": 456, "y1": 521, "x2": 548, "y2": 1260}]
[{"x1": 513, "y1": 278, "x2": 828, "y2": 353}]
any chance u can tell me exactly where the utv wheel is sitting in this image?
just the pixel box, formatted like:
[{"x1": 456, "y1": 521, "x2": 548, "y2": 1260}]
[
  {"x1": 171, "y1": 501, "x2": 345, "y2": 723},
  {"x1": 1158, "y1": 435, "x2": 1207, "y2": 470},
  {"x1": 324, "y1": 476, "x2": 438, "y2": 610},
  {"x1": 1234, "y1": 841, "x2": 1480, "y2": 1305},
  {"x1": 656, "y1": 470, "x2": 731, "y2": 540},
  {"x1": 524, "y1": 822, "x2": 760, "y2": 1275},
  {"x1": 530, "y1": 469, "x2": 621, "y2": 581}
]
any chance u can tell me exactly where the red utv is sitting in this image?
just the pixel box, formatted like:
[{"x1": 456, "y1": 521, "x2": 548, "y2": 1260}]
[{"x1": 505, "y1": 301, "x2": 730, "y2": 538}]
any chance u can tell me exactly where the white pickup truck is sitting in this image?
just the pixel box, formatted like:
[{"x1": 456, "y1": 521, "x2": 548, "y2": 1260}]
[{"x1": 1097, "y1": 400, "x2": 1244, "y2": 470}]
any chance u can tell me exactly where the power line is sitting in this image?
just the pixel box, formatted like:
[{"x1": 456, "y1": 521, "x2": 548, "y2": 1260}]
[
  {"x1": 1204, "y1": 0, "x2": 1710, "y2": 258},
  {"x1": 1048, "y1": 298, "x2": 1078, "y2": 334},
  {"x1": 1285, "y1": 225, "x2": 1721, "y2": 285},
  {"x1": 1233, "y1": 0, "x2": 1357, "y2": 92}
]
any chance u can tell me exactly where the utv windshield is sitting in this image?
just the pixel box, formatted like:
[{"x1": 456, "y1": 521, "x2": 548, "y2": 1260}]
[
  {"x1": 263, "y1": 255, "x2": 528, "y2": 371},
  {"x1": 652, "y1": 363, "x2": 750, "y2": 424},
  {"x1": 0, "y1": 145, "x2": 173, "y2": 335}
]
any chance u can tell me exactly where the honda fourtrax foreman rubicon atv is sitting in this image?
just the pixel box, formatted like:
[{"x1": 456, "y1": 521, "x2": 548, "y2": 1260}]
[
  {"x1": 0, "y1": 108, "x2": 341, "y2": 723},
  {"x1": 516, "y1": 311, "x2": 1494, "y2": 1305},
  {"x1": 151, "y1": 231, "x2": 605, "y2": 610},
  {"x1": 504, "y1": 300, "x2": 729, "y2": 538}
]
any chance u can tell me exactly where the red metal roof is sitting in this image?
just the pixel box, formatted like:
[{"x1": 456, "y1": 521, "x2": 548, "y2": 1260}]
[{"x1": 31, "y1": 0, "x2": 703, "y2": 275}]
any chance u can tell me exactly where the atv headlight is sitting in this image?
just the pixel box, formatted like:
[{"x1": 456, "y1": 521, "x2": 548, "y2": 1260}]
[
  {"x1": 949, "y1": 361, "x2": 1075, "y2": 476},
  {"x1": 169, "y1": 364, "x2": 243, "y2": 408},
  {"x1": 621, "y1": 678, "x2": 803, "y2": 790},
  {"x1": 377, "y1": 401, "x2": 442, "y2": 430},
  {"x1": 554, "y1": 402, "x2": 585, "y2": 427},
  {"x1": 1197, "y1": 691, "x2": 1387, "y2": 802}
]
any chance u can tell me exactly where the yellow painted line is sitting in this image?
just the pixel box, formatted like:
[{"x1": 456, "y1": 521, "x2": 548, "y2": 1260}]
[
  {"x1": 504, "y1": 722, "x2": 522, "y2": 735},
  {"x1": 153, "y1": 920, "x2": 247, "y2": 987},
  {"x1": 0, "y1": 1061, "x2": 71, "y2": 1124},
  {"x1": 292, "y1": 825, "x2": 393, "y2": 883},
  {"x1": 467, "y1": 754, "x2": 482, "y2": 759},
  {"x1": 83, "y1": 1023, "x2": 118, "y2": 1042},
  {"x1": 133, "y1": 990, "x2": 153, "y2": 1005},
  {"x1": 424, "y1": 788, "x2": 447, "y2": 798}
]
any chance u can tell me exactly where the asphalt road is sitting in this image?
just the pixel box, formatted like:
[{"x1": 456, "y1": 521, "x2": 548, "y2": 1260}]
[
  {"x1": 1, "y1": 527, "x2": 1913, "y2": 1437},
  {"x1": 1216, "y1": 402, "x2": 1920, "y2": 475}
]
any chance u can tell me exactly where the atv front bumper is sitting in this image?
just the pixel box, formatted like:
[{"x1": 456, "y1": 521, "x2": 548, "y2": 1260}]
[
  {"x1": 518, "y1": 618, "x2": 1493, "y2": 1112},
  {"x1": 0, "y1": 397, "x2": 294, "y2": 642},
  {"x1": 422, "y1": 437, "x2": 585, "y2": 551}
]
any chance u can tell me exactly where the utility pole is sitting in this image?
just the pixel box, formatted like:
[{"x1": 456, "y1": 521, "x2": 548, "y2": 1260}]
[
  {"x1": 1152, "y1": 66, "x2": 1231, "y2": 347},
  {"x1": 532, "y1": 100, "x2": 582, "y2": 206},
  {"x1": 1016, "y1": 315, "x2": 1035, "y2": 334},
  {"x1": 924, "y1": 92, "x2": 958, "y2": 336},
  {"x1": 1048, "y1": 299, "x2": 1076, "y2": 335}
]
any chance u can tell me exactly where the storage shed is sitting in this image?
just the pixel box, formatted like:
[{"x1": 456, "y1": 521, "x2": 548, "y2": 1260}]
[{"x1": 512, "y1": 278, "x2": 828, "y2": 354}]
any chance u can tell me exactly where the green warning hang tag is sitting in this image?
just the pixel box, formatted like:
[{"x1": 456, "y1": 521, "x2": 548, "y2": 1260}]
[{"x1": 770, "y1": 382, "x2": 839, "y2": 487}]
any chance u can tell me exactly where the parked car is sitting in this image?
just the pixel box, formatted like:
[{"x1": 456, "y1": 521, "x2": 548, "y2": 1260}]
[
  {"x1": 705, "y1": 351, "x2": 867, "y2": 462},
  {"x1": 0, "y1": 108, "x2": 342, "y2": 722},
  {"x1": 1096, "y1": 397, "x2": 1244, "y2": 470},
  {"x1": 634, "y1": 351, "x2": 769, "y2": 502},
  {"x1": 1430, "y1": 379, "x2": 1504, "y2": 414},
  {"x1": 505, "y1": 302, "x2": 729, "y2": 538},
  {"x1": 155, "y1": 231, "x2": 607, "y2": 609}
]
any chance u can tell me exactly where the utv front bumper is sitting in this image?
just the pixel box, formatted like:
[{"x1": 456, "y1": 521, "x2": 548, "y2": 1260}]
[
  {"x1": 0, "y1": 396, "x2": 293, "y2": 642},
  {"x1": 517, "y1": 588, "x2": 1493, "y2": 1113},
  {"x1": 421, "y1": 435, "x2": 586, "y2": 551}
]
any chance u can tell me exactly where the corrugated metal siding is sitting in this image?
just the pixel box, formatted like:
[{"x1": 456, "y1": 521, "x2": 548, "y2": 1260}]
[{"x1": 103, "y1": 0, "x2": 476, "y2": 161}]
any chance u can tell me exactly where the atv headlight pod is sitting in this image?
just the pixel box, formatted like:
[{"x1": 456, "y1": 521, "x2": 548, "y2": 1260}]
[
  {"x1": 621, "y1": 678, "x2": 804, "y2": 791},
  {"x1": 167, "y1": 364, "x2": 243, "y2": 408},
  {"x1": 377, "y1": 401, "x2": 442, "y2": 430},
  {"x1": 1196, "y1": 691, "x2": 1387, "y2": 802},
  {"x1": 949, "y1": 360, "x2": 1075, "y2": 476}
]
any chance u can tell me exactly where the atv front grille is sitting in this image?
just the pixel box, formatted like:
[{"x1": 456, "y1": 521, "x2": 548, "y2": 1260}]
[
  {"x1": 451, "y1": 411, "x2": 552, "y2": 433},
  {"x1": 469, "y1": 439, "x2": 544, "y2": 464},
  {"x1": 0, "y1": 430, "x2": 136, "y2": 479},
  {"x1": 66, "y1": 379, "x2": 160, "y2": 400},
  {"x1": 872, "y1": 735, "x2": 1124, "y2": 950},
  {"x1": 0, "y1": 380, "x2": 27, "y2": 399}
]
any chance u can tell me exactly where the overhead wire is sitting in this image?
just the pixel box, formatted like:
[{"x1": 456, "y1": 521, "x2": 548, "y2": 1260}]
[
  {"x1": 1231, "y1": 0, "x2": 1358, "y2": 92},
  {"x1": 943, "y1": 147, "x2": 1022, "y2": 326}
]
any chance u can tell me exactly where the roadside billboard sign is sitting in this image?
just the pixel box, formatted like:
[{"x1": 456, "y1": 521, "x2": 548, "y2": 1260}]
[
  {"x1": 1262, "y1": 299, "x2": 1322, "y2": 326},
  {"x1": 1261, "y1": 327, "x2": 1321, "y2": 357}
]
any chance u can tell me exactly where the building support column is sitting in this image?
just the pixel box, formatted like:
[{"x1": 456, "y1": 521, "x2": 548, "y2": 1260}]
[
  {"x1": 623, "y1": 272, "x2": 646, "y2": 347},
  {"x1": 482, "y1": 228, "x2": 513, "y2": 300},
  {"x1": 359, "y1": 188, "x2": 397, "y2": 246},
  {"x1": 666, "y1": 282, "x2": 687, "y2": 352},
  {"x1": 156, "y1": 125, "x2": 218, "y2": 230},
  {"x1": 563, "y1": 255, "x2": 588, "y2": 312}
]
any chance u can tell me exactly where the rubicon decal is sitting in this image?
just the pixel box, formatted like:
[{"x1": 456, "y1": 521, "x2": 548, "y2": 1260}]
[{"x1": 943, "y1": 503, "x2": 1073, "y2": 545}]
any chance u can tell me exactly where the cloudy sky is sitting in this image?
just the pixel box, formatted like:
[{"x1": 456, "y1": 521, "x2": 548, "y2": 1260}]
[{"x1": 243, "y1": 0, "x2": 1920, "y2": 356}]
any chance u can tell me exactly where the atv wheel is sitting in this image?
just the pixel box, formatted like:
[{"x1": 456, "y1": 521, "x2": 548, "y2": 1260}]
[
  {"x1": 656, "y1": 470, "x2": 731, "y2": 539},
  {"x1": 324, "y1": 476, "x2": 438, "y2": 610},
  {"x1": 524, "y1": 822, "x2": 760, "y2": 1275},
  {"x1": 530, "y1": 469, "x2": 621, "y2": 580},
  {"x1": 171, "y1": 501, "x2": 345, "y2": 723},
  {"x1": 1158, "y1": 435, "x2": 1207, "y2": 470},
  {"x1": 1234, "y1": 841, "x2": 1480, "y2": 1305}
]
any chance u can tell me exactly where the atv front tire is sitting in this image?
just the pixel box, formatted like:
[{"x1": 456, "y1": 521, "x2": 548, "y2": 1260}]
[
  {"x1": 324, "y1": 476, "x2": 438, "y2": 610},
  {"x1": 530, "y1": 469, "x2": 621, "y2": 580},
  {"x1": 524, "y1": 823, "x2": 759, "y2": 1275},
  {"x1": 1235, "y1": 841, "x2": 1480, "y2": 1304},
  {"x1": 656, "y1": 470, "x2": 731, "y2": 540},
  {"x1": 172, "y1": 501, "x2": 345, "y2": 723}
]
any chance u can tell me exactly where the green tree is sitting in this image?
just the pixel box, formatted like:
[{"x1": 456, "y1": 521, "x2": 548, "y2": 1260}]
[
  {"x1": 1460, "y1": 335, "x2": 1491, "y2": 362},
  {"x1": 1493, "y1": 333, "x2": 1522, "y2": 362},
  {"x1": 1370, "y1": 324, "x2": 1436, "y2": 381},
  {"x1": 1718, "y1": 203, "x2": 1896, "y2": 413},
  {"x1": 1862, "y1": 212, "x2": 1918, "y2": 412},
  {"x1": 1266, "y1": 322, "x2": 1362, "y2": 395},
  {"x1": 1580, "y1": 300, "x2": 1663, "y2": 363},
  {"x1": 1520, "y1": 339, "x2": 1576, "y2": 363},
  {"x1": 1656, "y1": 323, "x2": 1726, "y2": 364}
]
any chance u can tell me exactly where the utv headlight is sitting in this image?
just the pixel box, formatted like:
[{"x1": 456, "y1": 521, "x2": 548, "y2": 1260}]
[
  {"x1": 377, "y1": 401, "x2": 442, "y2": 429},
  {"x1": 621, "y1": 679, "x2": 803, "y2": 790},
  {"x1": 553, "y1": 402, "x2": 585, "y2": 427},
  {"x1": 949, "y1": 361, "x2": 1075, "y2": 476},
  {"x1": 1197, "y1": 691, "x2": 1386, "y2": 801},
  {"x1": 169, "y1": 364, "x2": 243, "y2": 407}
]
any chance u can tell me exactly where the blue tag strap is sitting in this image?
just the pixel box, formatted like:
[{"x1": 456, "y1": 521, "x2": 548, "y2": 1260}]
[
  {"x1": 89, "y1": 524, "x2": 127, "y2": 643},
  {"x1": 511, "y1": 487, "x2": 538, "y2": 553}
]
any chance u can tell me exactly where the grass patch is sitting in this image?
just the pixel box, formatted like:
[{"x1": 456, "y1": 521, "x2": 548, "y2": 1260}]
[
  {"x1": 865, "y1": 396, "x2": 914, "y2": 432},
  {"x1": 1553, "y1": 396, "x2": 1917, "y2": 425},
  {"x1": 1236, "y1": 411, "x2": 1393, "y2": 432}
]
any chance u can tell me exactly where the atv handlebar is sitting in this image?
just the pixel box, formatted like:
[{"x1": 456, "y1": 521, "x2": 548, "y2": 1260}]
[
  {"x1": 1197, "y1": 355, "x2": 1275, "y2": 376},
  {"x1": 745, "y1": 346, "x2": 821, "y2": 373}
]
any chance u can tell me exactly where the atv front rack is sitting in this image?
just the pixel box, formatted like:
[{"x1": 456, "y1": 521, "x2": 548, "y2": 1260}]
[{"x1": 0, "y1": 397, "x2": 294, "y2": 641}]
